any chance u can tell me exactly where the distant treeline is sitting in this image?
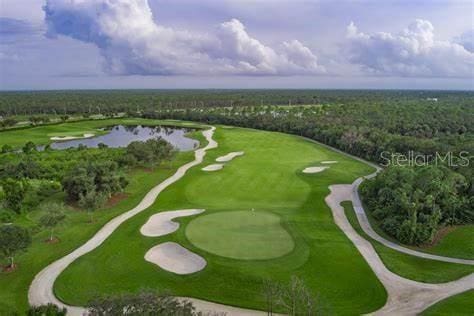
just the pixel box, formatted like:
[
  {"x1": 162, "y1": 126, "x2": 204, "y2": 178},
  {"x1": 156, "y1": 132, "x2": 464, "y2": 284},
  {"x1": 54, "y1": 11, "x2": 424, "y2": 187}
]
[{"x1": 0, "y1": 89, "x2": 473, "y2": 116}]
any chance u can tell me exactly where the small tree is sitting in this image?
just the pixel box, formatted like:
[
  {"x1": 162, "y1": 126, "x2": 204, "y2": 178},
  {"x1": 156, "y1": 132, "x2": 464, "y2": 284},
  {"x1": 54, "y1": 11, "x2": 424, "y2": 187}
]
[
  {"x1": 262, "y1": 279, "x2": 281, "y2": 316},
  {"x1": 0, "y1": 225, "x2": 31, "y2": 269},
  {"x1": 22, "y1": 141, "x2": 37, "y2": 154},
  {"x1": 268, "y1": 276, "x2": 323, "y2": 316},
  {"x1": 79, "y1": 190, "x2": 107, "y2": 223},
  {"x1": 39, "y1": 203, "x2": 66, "y2": 242},
  {"x1": 2, "y1": 178, "x2": 27, "y2": 213}
]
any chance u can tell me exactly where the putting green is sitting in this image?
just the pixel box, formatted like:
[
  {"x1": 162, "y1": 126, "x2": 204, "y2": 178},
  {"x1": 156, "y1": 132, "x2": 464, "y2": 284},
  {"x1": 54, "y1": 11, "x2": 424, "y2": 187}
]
[{"x1": 186, "y1": 210, "x2": 294, "y2": 260}]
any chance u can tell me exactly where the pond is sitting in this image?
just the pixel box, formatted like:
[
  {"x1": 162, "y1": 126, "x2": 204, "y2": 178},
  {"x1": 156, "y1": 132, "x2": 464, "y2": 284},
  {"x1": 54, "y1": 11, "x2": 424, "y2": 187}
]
[{"x1": 49, "y1": 125, "x2": 199, "y2": 151}]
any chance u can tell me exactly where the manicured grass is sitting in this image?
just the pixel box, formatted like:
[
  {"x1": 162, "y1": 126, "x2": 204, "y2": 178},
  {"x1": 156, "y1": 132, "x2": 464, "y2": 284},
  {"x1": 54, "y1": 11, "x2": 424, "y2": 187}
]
[
  {"x1": 421, "y1": 290, "x2": 474, "y2": 315},
  {"x1": 0, "y1": 118, "x2": 201, "y2": 149},
  {"x1": 0, "y1": 119, "x2": 203, "y2": 314},
  {"x1": 342, "y1": 201, "x2": 474, "y2": 283},
  {"x1": 364, "y1": 202, "x2": 474, "y2": 260},
  {"x1": 186, "y1": 210, "x2": 294, "y2": 260},
  {"x1": 55, "y1": 126, "x2": 387, "y2": 315},
  {"x1": 422, "y1": 226, "x2": 474, "y2": 260}
]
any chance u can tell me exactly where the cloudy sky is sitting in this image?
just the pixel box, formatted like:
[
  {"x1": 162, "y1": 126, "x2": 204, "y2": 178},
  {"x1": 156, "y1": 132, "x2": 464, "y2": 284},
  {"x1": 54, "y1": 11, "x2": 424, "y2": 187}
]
[{"x1": 0, "y1": 0, "x2": 472, "y2": 90}]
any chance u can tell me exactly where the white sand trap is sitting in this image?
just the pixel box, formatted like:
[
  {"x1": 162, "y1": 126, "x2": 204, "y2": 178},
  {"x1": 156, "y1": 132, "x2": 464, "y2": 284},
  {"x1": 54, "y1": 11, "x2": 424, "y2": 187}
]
[
  {"x1": 321, "y1": 161, "x2": 338, "y2": 164},
  {"x1": 145, "y1": 242, "x2": 206, "y2": 275},
  {"x1": 201, "y1": 164, "x2": 224, "y2": 171},
  {"x1": 216, "y1": 151, "x2": 244, "y2": 162},
  {"x1": 141, "y1": 209, "x2": 204, "y2": 237},
  {"x1": 50, "y1": 133, "x2": 95, "y2": 141},
  {"x1": 302, "y1": 166, "x2": 329, "y2": 174}
]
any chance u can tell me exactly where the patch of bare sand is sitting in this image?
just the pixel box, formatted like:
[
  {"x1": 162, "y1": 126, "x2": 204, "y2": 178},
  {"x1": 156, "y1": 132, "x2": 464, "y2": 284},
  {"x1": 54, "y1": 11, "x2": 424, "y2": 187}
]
[
  {"x1": 202, "y1": 164, "x2": 224, "y2": 171},
  {"x1": 216, "y1": 151, "x2": 244, "y2": 162},
  {"x1": 50, "y1": 133, "x2": 95, "y2": 141},
  {"x1": 144, "y1": 242, "x2": 206, "y2": 275},
  {"x1": 140, "y1": 209, "x2": 204, "y2": 237},
  {"x1": 302, "y1": 166, "x2": 329, "y2": 173}
]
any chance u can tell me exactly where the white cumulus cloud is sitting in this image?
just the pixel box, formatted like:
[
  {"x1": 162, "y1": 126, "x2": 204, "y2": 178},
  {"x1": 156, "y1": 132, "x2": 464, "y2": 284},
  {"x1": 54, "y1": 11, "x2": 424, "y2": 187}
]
[
  {"x1": 346, "y1": 19, "x2": 474, "y2": 77},
  {"x1": 43, "y1": 0, "x2": 325, "y2": 76}
]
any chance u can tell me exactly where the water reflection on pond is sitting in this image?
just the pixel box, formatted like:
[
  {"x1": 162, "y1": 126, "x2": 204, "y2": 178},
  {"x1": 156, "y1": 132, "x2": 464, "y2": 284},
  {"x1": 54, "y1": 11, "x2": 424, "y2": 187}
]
[{"x1": 50, "y1": 125, "x2": 199, "y2": 151}]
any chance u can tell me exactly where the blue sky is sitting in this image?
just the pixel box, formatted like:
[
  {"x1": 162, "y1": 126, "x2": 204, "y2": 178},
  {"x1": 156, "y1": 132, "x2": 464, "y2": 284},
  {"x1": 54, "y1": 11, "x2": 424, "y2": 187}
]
[{"x1": 0, "y1": 0, "x2": 472, "y2": 90}]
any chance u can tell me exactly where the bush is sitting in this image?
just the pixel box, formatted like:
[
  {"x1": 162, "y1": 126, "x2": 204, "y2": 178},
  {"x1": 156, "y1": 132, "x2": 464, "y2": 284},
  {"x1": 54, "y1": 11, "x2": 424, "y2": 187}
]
[
  {"x1": 0, "y1": 209, "x2": 14, "y2": 223},
  {"x1": 28, "y1": 303, "x2": 67, "y2": 316}
]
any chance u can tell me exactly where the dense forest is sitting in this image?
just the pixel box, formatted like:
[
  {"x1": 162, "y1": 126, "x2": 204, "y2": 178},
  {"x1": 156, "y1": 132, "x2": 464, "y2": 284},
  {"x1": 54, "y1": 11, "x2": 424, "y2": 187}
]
[{"x1": 0, "y1": 89, "x2": 472, "y2": 245}]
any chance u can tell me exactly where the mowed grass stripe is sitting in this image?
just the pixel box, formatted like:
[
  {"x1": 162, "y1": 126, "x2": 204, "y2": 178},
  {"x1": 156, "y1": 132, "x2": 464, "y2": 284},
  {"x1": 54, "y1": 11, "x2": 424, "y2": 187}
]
[{"x1": 55, "y1": 126, "x2": 387, "y2": 315}]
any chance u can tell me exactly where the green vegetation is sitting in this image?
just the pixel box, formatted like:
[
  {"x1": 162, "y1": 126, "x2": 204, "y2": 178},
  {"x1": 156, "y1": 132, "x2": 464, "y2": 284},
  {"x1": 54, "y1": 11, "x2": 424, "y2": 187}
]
[
  {"x1": 0, "y1": 119, "x2": 201, "y2": 314},
  {"x1": 186, "y1": 210, "x2": 294, "y2": 260},
  {"x1": 0, "y1": 225, "x2": 31, "y2": 269},
  {"x1": 360, "y1": 166, "x2": 472, "y2": 246},
  {"x1": 423, "y1": 226, "x2": 474, "y2": 259},
  {"x1": 0, "y1": 152, "x2": 195, "y2": 313},
  {"x1": 55, "y1": 126, "x2": 386, "y2": 315},
  {"x1": 0, "y1": 117, "x2": 194, "y2": 149},
  {"x1": 342, "y1": 201, "x2": 474, "y2": 283},
  {"x1": 88, "y1": 291, "x2": 199, "y2": 316},
  {"x1": 422, "y1": 290, "x2": 474, "y2": 315},
  {"x1": 0, "y1": 88, "x2": 472, "y2": 314}
]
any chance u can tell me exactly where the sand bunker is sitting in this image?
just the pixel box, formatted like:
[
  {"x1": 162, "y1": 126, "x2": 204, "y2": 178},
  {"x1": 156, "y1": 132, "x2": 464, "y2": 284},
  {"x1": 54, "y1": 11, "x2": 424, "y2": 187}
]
[
  {"x1": 216, "y1": 151, "x2": 244, "y2": 162},
  {"x1": 302, "y1": 166, "x2": 329, "y2": 174},
  {"x1": 144, "y1": 242, "x2": 206, "y2": 275},
  {"x1": 50, "y1": 133, "x2": 95, "y2": 141},
  {"x1": 140, "y1": 209, "x2": 204, "y2": 237},
  {"x1": 201, "y1": 164, "x2": 224, "y2": 171},
  {"x1": 321, "y1": 161, "x2": 338, "y2": 164}
]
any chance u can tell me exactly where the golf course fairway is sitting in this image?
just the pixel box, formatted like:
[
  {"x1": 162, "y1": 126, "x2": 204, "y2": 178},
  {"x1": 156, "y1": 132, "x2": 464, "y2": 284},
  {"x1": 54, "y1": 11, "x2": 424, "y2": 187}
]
[{"x1": 54, "y1": 125, "x2": 389, "y2": 314}]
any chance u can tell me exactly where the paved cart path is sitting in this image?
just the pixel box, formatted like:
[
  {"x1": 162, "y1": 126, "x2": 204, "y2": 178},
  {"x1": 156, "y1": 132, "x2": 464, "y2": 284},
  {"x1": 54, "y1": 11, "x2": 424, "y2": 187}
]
[
  {"x1": 327, "y1": 183, "x2": 473, "y2": 315},
  {"x1": 29, "y1": 126, "x2": 473, "y2": 315}
]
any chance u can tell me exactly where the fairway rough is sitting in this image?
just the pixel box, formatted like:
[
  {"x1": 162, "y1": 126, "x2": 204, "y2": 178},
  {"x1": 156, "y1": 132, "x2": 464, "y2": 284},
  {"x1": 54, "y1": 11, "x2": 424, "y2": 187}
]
[
  {"x1": 140, "y1": 209, "x2": 205, "y2": 237},
  {"x1": 50, "y1": 133, "x2": 95, "y2": 141},
  {"x1": 29, "y1": 127, "x2": 218, "y2": 315},
  {"x1": 216, "y1": 151, "x2": 244, "y2": 162},
  {"x1": 302, "y1": 166, "x2": 329, "y2": 173},
  {"x1": 202, "y1": 164, "x2": 224, "y2": 171},
  {"x1": 144, "y1": 242, "x2": 206, "y2": 275}
]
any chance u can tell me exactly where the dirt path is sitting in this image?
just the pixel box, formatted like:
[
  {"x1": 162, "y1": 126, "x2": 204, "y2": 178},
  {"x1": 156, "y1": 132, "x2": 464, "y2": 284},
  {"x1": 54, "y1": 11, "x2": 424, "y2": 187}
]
[{"x1": 326, "y1": 183, "x2": 474, "y2": 315}]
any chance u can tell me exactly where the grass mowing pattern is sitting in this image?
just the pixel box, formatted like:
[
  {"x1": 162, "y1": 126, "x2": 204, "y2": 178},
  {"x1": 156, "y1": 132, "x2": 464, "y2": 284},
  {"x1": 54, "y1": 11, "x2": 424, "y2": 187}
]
[
  {"x1": 54, "y1": 126, "x2": 387, "y2": 315},
  {"x1": 342, "y1": 201, "x2": 474, "y2": 283},
  {"x1": 186, "y1": 210, "x2": 294, "y2": 260},
  {"x1": 421, "y1": 290, "x2": 474, "y2": 315}
]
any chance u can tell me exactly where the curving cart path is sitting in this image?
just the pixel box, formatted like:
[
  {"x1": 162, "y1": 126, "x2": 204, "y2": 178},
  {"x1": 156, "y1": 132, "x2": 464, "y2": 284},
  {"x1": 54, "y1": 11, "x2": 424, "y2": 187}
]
[
  {"x1": 352, "y1": 172, "x2": 474, "y2": 265},
  {"x1": 29, "y1": 127, "x2": 268, "y2": 316},
  {"x1": 326, "y1": 183, "x2": 474, "y2": 315},
  {"x1": 28, "y1": 126, "x2": 473, "y2": 315},
  {"x1": 305, "y1": 136, "x2": 474, "y2": 265}
]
